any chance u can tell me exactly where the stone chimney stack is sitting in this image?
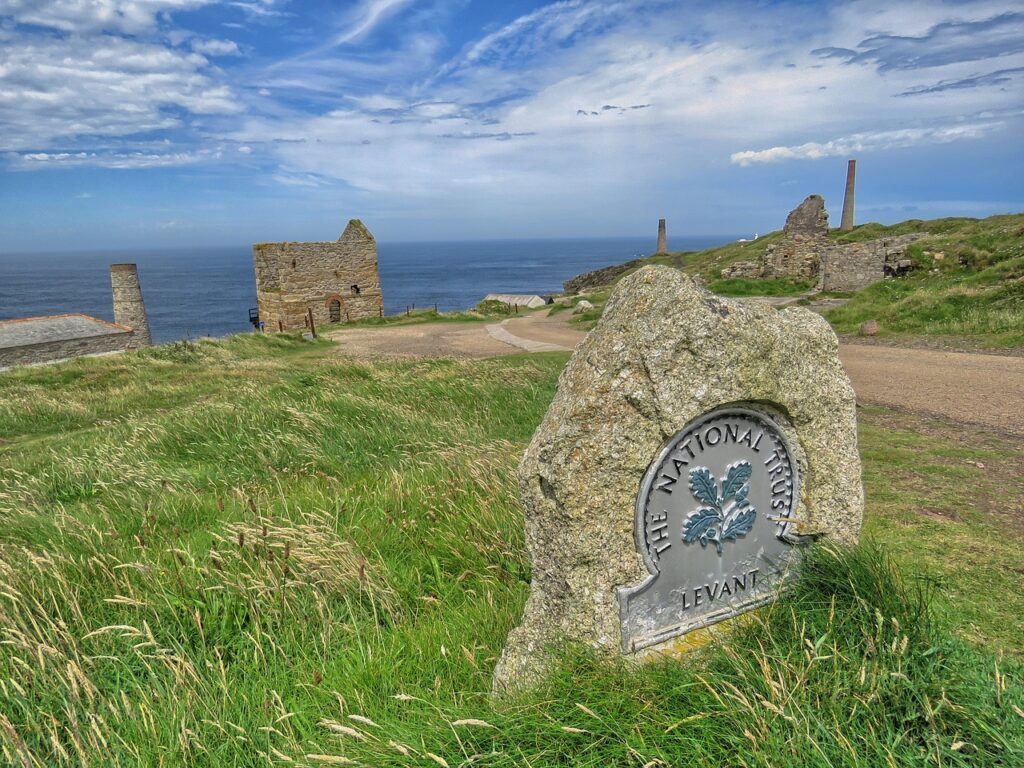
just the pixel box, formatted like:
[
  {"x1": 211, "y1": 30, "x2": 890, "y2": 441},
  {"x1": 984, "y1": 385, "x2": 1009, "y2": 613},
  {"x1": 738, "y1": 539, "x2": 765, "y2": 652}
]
[
  {"x1": 656, "y1": 218, "x2": 667, "y2": 253},
  {"x1": 839, "y1": 159, "x2": 856, "y2": 231},
  {"x1": 110, "y1": 263, "x2": 152, "y2": 348}
]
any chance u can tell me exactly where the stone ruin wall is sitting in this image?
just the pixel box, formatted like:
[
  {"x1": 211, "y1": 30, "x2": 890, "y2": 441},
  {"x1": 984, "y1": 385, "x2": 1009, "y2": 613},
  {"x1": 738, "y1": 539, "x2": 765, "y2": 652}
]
[
  {"x1": 724, "y1": 234, "x2": 925, "y2": 290},
  {"x1": 0, "y1": 330, "x2": 133, "y2": 368},
  {"x1": 818, "y1": 234, "x2": 925, "y2": 291},
  {"x1": 761, "y1": 194, "x2": 829, "y2": 280},
  {"x1": 110, "y1": 264, "x2": 152, "y2": 348},
  {"x1": 254, "y1": 220, "x2": 384, "y2": 331},
  {"x1": 721, "y1": 194, "x2": 925, "y2": 292},
  {"x1": 761, "y1": 233, "x2": 824, "y2": 279}
]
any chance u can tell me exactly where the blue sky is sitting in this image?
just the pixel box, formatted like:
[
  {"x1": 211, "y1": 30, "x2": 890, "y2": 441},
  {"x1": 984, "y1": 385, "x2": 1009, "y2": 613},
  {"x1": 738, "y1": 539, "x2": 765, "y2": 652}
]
[{"x1": 0, "y1": 0, "x2": 1021, "y2": 251}]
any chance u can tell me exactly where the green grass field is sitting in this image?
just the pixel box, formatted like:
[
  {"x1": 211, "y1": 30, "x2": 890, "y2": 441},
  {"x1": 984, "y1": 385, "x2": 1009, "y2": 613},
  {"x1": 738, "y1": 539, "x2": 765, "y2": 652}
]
[{"x1": 0, "y1": 336, "x2": 1021, "y2": 766}]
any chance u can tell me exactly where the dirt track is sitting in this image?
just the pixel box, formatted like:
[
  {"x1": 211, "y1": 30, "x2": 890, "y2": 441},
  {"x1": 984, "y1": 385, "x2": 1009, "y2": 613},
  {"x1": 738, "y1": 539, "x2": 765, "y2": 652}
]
[
  {"x1": 837, "y1": 345, "x2": 1024, "y2": 437},
  {"x1": 327, "y1": 320, "x2": 514, "y2": 359},
  {"x1": 327, "y1": 312, "x2": 1024, "y2": 437}
]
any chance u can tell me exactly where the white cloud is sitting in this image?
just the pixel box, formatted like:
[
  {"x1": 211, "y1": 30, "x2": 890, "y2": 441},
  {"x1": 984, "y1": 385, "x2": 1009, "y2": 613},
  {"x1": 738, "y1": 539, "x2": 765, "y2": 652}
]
[
  {"x1": 258, "y1": 30, "x2": 443, "y2": 100},
  {"x1": 0, "y1": 31, "x2": 242, "y2": 150},
  {"x1": 228, "y1": 0, "x2": 286, "y2": 20},
  {"x1": 730, "y1": 122, "x2": 1003, "y2": 165},
  {"x1": 1, "y1": 0, "x2": 215, "y2": 33},
  {"x1": 191, "y1": 38, "x2": 242, "y2": 56},
  {"x1": 460, "y1": 0, "x2": 626, "y2": 66},
  {"x1": 333, "y1": 0, "x2": 416, "y2": 46},
  {"x1": 347, "y1": 94, "x2": 407, "y2": 111},
  {"x1": 271, "y1": 171, "x2": 334, "y2": 187},
  {"x1": 226, "y1": 0, "x2": 1023, "y2": 232},
  {"x1": 3, "y1": 0, "x2": 1022, "y2": 238},
  {"x1": 10, "y1": 148, "x2": 221, "y2": 168}
]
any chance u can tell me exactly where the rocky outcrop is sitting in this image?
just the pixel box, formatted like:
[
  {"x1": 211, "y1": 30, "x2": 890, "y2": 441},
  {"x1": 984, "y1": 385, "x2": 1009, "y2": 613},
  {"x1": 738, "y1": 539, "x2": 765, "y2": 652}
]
[{"x1": 563, "y1": 259, "x2": 647, "y2": 294}]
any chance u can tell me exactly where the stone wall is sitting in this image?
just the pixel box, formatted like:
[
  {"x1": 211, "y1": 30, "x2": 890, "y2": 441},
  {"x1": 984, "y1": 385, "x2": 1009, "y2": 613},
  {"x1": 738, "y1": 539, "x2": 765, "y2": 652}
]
[
  {"x1": 110, "y1": 263, "x2": 152, "y2": 347},
  {"x1": 719, "y1": 261, "x2": 761, "y2": 279},
  {"x1": 254, "y1": 219, "x2": 384, "y2": 330},
  {"x1": 761, "y1": 195, "x2": 829, "y2": 279},
  {"x1": 761, "y1": 233, "x2": 824, "y2": 278},
  {"x1": 718, "y1": 193, "x2": 925, "y2": 292},
  {"x1": 819, "y1": 234, "x2": 925, "y2": 291},
  {"x1": 0, "y1": 331, "x2": 132, "y2": 368}
]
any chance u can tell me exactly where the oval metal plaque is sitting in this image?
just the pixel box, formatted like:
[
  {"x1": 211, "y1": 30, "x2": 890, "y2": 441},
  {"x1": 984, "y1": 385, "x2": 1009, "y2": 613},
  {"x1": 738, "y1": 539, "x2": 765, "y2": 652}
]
[{"x1": 617, "y1": 407, "x2": 799, "y2": 652}]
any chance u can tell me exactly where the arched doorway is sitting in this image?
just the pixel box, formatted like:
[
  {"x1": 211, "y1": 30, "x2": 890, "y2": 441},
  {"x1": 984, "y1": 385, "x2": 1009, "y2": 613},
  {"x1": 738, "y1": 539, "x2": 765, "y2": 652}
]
[{"x1": 328, "y1": 298, "x2": 341, "y2": 323}]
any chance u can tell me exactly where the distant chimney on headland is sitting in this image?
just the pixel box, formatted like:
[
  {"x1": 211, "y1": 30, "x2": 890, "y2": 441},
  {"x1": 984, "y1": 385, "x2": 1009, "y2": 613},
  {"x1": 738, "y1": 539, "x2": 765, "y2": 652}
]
[
  {"x1": 839, "y1": 159, "x2": 856, "y2": 231},
  {"x1": 110, "y1": 263, "x2": 152, "y2": 347},
  {"x1": 656, "y1": 218, "x2": 667, "y2": 253}
]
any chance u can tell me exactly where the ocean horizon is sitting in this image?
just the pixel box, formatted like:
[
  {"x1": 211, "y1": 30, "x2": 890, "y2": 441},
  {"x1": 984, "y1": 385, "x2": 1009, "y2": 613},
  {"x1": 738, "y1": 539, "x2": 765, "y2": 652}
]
[{"x1": 0, "y1": 236, "x2": 737, "y2": 344}]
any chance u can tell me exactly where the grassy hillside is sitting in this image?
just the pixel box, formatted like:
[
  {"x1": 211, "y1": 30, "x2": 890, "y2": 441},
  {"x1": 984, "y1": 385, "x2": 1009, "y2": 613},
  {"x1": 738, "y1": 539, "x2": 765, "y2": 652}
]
[
  {"x1": 823, "y1": 215, "x2": 1024, "y2": 347},
  {"x1": 0, "y1": 337, "x2": 1021, "y2": 766},
  {"x1": 565, "y1": 213, "x2": 1024, "y2": 347}
]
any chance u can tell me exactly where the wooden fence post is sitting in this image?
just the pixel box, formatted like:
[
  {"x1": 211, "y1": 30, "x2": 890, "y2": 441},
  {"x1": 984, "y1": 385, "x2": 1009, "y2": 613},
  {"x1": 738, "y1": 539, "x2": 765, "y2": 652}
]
[{"x1": 307, "y1": 308, "x2": 317, "y2": 338}]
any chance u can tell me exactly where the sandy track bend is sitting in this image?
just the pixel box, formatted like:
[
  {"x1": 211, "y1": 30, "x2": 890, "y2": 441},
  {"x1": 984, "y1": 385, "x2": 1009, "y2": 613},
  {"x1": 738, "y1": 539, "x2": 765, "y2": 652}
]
[
  {"x1": 328, "y1": 312, "x2": 1022, "y2": 436},
  {"x1": 327, "y1": 321, "x2": 514, "y2": 359}
]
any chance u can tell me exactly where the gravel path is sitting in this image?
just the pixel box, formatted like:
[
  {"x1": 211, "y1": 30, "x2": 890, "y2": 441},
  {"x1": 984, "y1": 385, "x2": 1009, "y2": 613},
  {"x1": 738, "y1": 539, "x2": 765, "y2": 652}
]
[
  {"x1": 838, "y1": 345, "x2": 1024, "y2": 437},
  {"x1": 327, "y1": 320, "x2": 514, "y2": 359},
  {"x1": 486, "y1": 319, "x2": 571, "y2": 352},
  {"x1": 328, "y1": 312, "x2": 1023, "y2": 436}
]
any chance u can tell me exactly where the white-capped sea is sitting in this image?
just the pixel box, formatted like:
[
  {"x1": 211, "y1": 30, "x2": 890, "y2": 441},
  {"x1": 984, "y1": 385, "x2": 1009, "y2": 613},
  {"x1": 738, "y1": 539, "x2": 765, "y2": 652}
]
[{"x1": 0, "y1": 236, "x2": 735, "y2": 344}]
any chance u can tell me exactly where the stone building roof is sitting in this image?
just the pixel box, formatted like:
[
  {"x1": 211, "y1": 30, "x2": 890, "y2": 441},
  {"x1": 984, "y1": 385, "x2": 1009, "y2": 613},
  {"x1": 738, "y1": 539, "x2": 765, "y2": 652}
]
[
  {"x1": 0, "y1": 314, "x2": 131, "y2": 349},
  {"x1": 483, "y1": 294, "x2": 549, "y2": 309}
]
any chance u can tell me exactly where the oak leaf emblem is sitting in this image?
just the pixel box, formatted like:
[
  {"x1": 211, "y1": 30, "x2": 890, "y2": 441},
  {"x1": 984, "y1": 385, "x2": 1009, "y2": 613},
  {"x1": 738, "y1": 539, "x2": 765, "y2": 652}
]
[{"x1": 682, "y1": 461, "x2": 756, "y2": 553}]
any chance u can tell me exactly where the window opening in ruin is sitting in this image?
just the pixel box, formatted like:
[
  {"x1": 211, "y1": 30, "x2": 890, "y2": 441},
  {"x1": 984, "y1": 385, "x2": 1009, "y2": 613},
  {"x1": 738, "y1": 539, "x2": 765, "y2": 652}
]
[
  {"x1": 329, "y1": 299, "x2": 341, "y2": 323},
  {"x1": 351, "y1": 284, "x2": 361, "y2": 295},
  {"x1": 292, "y1": 259, "x2": 297, "y2": 268}
]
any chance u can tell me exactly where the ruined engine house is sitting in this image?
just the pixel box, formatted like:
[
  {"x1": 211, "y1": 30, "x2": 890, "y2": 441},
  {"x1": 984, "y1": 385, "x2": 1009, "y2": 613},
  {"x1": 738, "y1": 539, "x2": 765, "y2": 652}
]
[{"x1": 253, "y1": 219, "x2": 384, "y2": 331}]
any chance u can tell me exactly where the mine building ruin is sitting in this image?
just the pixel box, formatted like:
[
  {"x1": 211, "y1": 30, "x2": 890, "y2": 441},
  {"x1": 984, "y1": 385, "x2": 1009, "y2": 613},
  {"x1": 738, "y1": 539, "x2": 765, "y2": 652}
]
[
  {"x1": 0, "y1": 263, "x2": 152, "y2": 369},
  {"x1": 252, "y1": 219, "x2": 384, "y2": 331},
  {"x1": 719, "y1": 161, "x2": 926, "y2": 292}
]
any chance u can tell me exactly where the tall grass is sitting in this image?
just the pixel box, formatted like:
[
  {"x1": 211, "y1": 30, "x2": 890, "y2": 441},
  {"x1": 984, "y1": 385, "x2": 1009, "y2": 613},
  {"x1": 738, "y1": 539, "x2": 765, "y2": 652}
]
[
  {"x1": 329, "y1": 547, "x2": 1022, "y2": 767},
  {"x1": 0, "y1": 336, "x2": 1020, "y2": 765}
]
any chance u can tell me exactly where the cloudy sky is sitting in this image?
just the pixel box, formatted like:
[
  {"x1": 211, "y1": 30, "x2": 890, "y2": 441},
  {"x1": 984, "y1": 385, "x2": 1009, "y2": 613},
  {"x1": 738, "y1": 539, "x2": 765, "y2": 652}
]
[{"x1": 1, "y1": 0, "x2": 1021, "y2": 250}]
